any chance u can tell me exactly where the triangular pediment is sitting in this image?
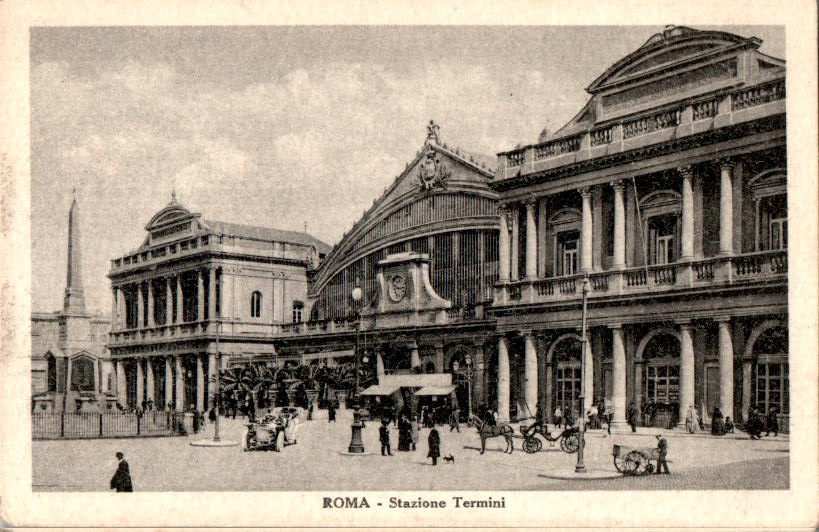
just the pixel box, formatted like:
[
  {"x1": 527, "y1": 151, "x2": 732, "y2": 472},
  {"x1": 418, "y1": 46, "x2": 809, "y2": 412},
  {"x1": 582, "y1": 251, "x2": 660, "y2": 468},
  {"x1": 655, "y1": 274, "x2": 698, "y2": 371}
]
[
  {"x1": 309, "y1": 126, "x2": 496, "y2": 294},
  {"x1": 587, "y1": 26, "x2": 758, "y2": 93}
]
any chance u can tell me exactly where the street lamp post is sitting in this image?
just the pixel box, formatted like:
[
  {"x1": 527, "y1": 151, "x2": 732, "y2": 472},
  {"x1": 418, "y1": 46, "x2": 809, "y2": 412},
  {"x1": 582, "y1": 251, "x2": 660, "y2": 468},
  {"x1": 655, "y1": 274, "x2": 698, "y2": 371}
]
[
  {"x1": 575, "y1": 274, "x2": 590, "y2": 474},
  {"x1": 347, "y1": 284, "x2": 365, "y2": 454}
]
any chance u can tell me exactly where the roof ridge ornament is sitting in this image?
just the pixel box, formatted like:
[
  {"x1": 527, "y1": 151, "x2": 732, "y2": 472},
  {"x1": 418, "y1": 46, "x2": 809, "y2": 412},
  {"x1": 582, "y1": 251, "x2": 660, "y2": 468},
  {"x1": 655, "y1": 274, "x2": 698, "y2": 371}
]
[
  {"x1": 169, "y1": 189, "x2": 178, "y2": 206},
  {"x1": 426, "y1": 119, "x2": 441, "y2": 145},
  {"x1": 417, "y1": 146, "x2": 451, "y2": 192}
]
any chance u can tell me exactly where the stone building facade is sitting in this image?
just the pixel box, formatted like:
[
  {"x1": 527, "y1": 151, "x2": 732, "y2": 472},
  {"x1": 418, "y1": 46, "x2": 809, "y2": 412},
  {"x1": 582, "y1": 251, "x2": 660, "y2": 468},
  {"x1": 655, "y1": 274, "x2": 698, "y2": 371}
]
[
  {"x1": 273, "y1": 122, "x2": 499, "y2": 414},
  {"x1": 490, "y1": 26, "x2": 787, "y2": 427},
  {"x1": 107, "y1": 193, "x2": 330, "y2": 411}
]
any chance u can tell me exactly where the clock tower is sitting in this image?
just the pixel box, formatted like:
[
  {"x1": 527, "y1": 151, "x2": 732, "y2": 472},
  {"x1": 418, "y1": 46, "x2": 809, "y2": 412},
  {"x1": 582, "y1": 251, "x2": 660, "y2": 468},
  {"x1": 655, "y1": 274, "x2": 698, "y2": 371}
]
[{"x1": 361, "y1": 252, "x2": 451, "y2": 329}]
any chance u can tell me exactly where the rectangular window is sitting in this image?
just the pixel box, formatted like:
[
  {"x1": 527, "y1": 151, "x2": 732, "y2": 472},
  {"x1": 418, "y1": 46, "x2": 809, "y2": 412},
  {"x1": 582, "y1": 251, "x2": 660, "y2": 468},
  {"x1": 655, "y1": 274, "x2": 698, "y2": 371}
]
[
  {"x1": 756, "y1": 362, "x2": 789, "y2": 414},
  {"x1": 555, "y1": 230, "x2": 580, "y2": 276},
  {"x1": 769, "y1": 217, "x2": 787, "y2": 250},
  {"x1": 292, "y1": 301, "x2": 304, "y2": 324}
]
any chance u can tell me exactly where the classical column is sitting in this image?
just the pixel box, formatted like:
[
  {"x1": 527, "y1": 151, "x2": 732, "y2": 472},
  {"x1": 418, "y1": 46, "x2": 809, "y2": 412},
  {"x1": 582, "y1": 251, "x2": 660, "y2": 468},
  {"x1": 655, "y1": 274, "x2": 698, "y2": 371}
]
[
  {"x1": 208, "y1": 267, "x2": 217, "y2": 320},
  {"x1": 472, "y1": 341, "x2": 485, "y2": 407},
  {"x1": 498, "y1": 205, "x2": 511, "y2": 282},
  {"x1": 680, "y1": 166, "x2": 695, "y2": 260},
  {"x1": 409, "y1": 342, "x2": 420, "y2": 369},
  {"x1": 147, "y1": 280, "x2": 155, "y2": 328},
  {"x1": 111, "y1": 287, "x2": 119, "y2": 331},
  {"x1": 718, "y1": 318, "x2": 734, "y2": 420},
  {"x1": 145, "y1": 358, "x2": 155, "y2": 407},
  {"x1": 523, "y1": 332, "x2": 538, "y2": 419},
  {"x1": 510, "y1": 205, "x2": 519, "y2": 281},
  {"x1": 610, "y1": 324, "x2": 627, "y2": 425},
  {"x1": 165, "y1": 277, "x2": 173, "y2": 326},
  {"x1": 719, "y1": 160, "x2": 734, "y2": 255},
  {"x1": 116, "y1": 360, "x2": 127, "y2": 407},
  {"x1": 208, "y1": 352, "x2": 217, "y2": 409},
  {"x1": 176, "y1": 275, "x2": 184, "y2": 323},
  {"x1": 537, "y1": 197, "x2": 548, "y2": 278},
  {"x1": 742, "y1": 357, "x2": 753, "y2": 422},
  {"x1": 580, "y1": 187, "x2": 593, "y2": 272},
  {"x1": 583, "y1": 331, "x2": 595, "y2": 415},
  {"x1": 497, "y1": 336, "x2": 510, "y2": 422},
  {"x1": 525, "y1": 199, "x2": 537, "y2": 280},
  {"x1": 376, "y1": 351, "x2": 385, "y2": 376},
  {"x1": 164, "y1": 356, "x2": 173, "y2": 409},
  {"x1": 679, "y1": 323, "x2": 695, "y2": 426},
  {"x1": 175, "y1": 356, "x2": 185, "y2": 411},
  {"x1": 137, "y1": 282, "x2": 145, "y2": 328},
  {"x1": 197, "y1": 270, "x2": 205, "y2": 322},
  {"x1": 136, "y1": 359, "x2": 144, "y2": 408},
  {"x1": 544, "y1": 361, "x2": 553, "y2": 423},
  {"x1": 196, "y1": 355, "x2": 205, "y2": 412},
  {"x1": 633, "y1": 359, "x2": 643, "y2": 419},
  {"x1": 612, "y1": 181, "x2": 626, "y2": 269},
  {"x1": 433, "y1": 342, "x2": 445, "y2": 373}
]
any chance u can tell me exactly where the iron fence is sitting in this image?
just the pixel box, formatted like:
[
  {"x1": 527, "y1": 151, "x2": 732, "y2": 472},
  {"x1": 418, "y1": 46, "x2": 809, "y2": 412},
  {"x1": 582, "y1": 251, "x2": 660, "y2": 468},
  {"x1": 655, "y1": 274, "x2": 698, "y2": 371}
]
[{"x1": 32, "y1": 411, "x2": 186, "y2": 440}]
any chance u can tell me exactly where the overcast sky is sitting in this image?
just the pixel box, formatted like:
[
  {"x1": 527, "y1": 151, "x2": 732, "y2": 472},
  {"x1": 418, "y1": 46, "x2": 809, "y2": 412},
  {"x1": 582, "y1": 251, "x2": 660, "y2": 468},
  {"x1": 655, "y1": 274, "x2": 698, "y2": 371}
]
[{"x1": 30, "y1": 25, "x2": 784, "y2": 314}]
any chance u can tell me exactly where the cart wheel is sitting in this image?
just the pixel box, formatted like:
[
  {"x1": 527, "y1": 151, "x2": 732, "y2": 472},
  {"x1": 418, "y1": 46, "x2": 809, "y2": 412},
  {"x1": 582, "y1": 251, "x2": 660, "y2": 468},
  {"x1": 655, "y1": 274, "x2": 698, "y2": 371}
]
[
  {"x1": 273, "y1": 430, "x2": 285, "y2": 452},
  {"x1": 626, "y1": 450, "x2": 650, "y2": 475},
  {"x1": 523, "y1": 437, "x2": 542, "y2": 454},
  {"x1": 615, "y1": 453, "x2": 639, "y2": 475},
  {"x1": 561, "y1": 432, "x2": 580, "y2": 453}
]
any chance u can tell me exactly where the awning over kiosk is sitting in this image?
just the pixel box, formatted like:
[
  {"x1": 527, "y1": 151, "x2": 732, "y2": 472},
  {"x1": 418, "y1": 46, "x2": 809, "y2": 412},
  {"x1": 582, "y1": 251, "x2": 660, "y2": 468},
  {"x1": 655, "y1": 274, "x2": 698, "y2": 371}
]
[
  {"x1": 360, "y1": 384, "x2": 402, "y2": 396},
  {"x1": 414, "y1": 385, "x2": 457, "y2": 396}
]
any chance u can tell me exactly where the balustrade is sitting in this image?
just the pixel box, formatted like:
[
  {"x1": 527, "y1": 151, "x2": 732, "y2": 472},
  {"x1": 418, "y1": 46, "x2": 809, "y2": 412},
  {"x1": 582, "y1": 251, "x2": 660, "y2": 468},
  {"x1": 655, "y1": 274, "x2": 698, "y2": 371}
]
[
  {"x1": 534, "y1": 134, "x2": 582, "y2": 160},
  {"x1": 589, "y1": 273, "x2": 609, "y2": 291},
  {"x1": 623, "y1": 108, "x2": 681, "y2": 139},
  {"x1": 625, "y1": 269, "x2": 647, "y2": 287},
  {"x1": 692, "y1": 98, "x2": 719, "y2": 120},
  {"x1": 694, "y1": 261, "x2": 715, "y2": 281},
  {"x1": 558, "y1": 277, "x2": 576, "y2": 295},
  {"x1": 731, "y1": 80, "x2": 785, "y2": 111},
  {"x1": 590, "y1": 126, "x2": 613, "y2": 146},
  {"x1": 507, "y1": 151, "x2": 525, "y2": 167},
  {"x1": 508, "y1": 284, "x2": 522, "y2": 300},
  {"x1": 650, "y1": 265, "x2": 676, "y2": 285}
]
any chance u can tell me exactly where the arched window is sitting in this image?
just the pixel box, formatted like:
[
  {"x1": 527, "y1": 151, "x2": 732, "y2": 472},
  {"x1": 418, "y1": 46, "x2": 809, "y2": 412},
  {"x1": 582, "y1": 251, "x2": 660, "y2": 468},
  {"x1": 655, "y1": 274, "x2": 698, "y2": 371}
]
[{"x1": 250, "y1": 291, "x2": 262, "y2": 318}]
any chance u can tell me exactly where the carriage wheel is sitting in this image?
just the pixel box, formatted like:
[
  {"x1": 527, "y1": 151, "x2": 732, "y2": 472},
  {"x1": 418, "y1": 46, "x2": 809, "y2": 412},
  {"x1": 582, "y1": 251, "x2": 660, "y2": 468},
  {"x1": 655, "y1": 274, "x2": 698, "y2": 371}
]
[
  {"x1": 523, "y1": 437, "x2": 542, "y2": 454},
  {"x1": 615, "y1": 453, "x2": 639, "y2": 475},
  {"x1": 273, "y1": 430, "x2": 285, "y2": 452},
  {"x1": 561, "y1": 432, "x2": 580, "y2": 453},
  {"x1": 626, "y1": 450, "x2": 650, "y2": 475}
]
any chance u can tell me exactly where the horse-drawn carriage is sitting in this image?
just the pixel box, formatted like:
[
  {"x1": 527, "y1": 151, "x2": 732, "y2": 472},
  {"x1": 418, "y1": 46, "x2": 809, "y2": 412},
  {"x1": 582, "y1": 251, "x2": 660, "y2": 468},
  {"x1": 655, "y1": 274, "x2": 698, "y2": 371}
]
[
  {"x1": 612, "y1": 444, "x2": 659, "y2": 475},
  {"x1": 519, "y1": 423, "x2": 580, "y2": 454},
  {"x1": 242, "y1": 407, "x2": 303, "y2": 452}
]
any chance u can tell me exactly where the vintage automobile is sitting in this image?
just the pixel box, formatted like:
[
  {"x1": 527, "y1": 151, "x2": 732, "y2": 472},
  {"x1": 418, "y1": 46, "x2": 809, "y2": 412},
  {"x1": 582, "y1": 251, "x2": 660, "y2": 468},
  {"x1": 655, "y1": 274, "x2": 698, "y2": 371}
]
[{"x1": 242, "y1": 407, "x2": 303, "y2": 452}]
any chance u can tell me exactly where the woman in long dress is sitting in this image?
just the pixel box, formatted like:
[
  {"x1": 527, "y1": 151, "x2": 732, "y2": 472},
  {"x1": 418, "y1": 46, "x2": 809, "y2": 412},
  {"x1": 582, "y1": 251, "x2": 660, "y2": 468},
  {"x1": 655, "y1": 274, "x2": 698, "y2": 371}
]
[
  {"x1": 711, "y1": 406, "x2": 725, "y2": 436},
  {"x1": 685, "y1": 404, "x2": 699, "y2": 433}
]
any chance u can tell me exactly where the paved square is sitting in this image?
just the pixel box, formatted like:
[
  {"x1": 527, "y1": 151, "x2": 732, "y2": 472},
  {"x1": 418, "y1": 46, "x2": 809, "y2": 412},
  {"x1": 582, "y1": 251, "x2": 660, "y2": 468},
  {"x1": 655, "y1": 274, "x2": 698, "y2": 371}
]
[{"x1": 33, "y1": 410, "x2": 789, "y2": 491}]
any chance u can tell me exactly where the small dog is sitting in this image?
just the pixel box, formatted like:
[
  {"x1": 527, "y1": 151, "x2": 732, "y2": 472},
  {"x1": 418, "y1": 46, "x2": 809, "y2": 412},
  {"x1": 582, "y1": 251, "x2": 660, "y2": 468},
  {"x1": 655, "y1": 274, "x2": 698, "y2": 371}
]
[{"x1": 443, "y1": 454, "x2": 455, "y2": 464}]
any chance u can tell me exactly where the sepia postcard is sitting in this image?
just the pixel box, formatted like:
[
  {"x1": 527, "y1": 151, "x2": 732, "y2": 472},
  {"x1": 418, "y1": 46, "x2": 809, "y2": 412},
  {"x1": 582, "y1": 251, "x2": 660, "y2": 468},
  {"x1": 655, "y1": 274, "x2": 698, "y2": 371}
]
[{"x1": 0, "y1": 0, "x2": 817, "y2": 529}]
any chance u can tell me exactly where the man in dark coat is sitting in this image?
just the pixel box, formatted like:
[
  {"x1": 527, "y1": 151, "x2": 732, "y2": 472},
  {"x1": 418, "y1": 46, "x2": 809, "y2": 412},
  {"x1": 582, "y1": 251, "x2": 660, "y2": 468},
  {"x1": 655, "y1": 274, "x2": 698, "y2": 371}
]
[
  {"x1": 379, "y1": 419, "x2": 392, "y2": 456},
  {"x1": 654, "y1": 435, "x2": 670, "y2": 474},
  {"x1": 765, "y1": 407, "x2": 779, "y2": 437},
  {"x1": 627, "y1": 402, "x2": 638, "y2": 433},
  {"x1": 427, "y1": 426, "x2": 441, "y2": 466},
  {"x1": 110, "y1": 452, "x2": 133, "y2": 492},
  {"x1": 328, "y1": 402, "x2": 336, "y2": 422}
]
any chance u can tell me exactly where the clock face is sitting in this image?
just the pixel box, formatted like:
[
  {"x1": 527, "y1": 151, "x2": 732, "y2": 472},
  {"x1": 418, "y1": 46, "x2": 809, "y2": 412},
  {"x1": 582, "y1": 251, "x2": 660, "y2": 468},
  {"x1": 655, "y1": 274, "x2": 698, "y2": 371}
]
[{"x1": 388, "y1": 274, "x2": 407, "y2": 302}]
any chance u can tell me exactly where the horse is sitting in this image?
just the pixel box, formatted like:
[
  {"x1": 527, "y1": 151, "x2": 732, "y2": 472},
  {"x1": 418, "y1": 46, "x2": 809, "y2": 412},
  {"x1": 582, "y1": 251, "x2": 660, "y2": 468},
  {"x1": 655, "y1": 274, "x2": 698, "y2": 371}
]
[{"x1": 471, "y1": 415, "x2": 514, "y2": 454}]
